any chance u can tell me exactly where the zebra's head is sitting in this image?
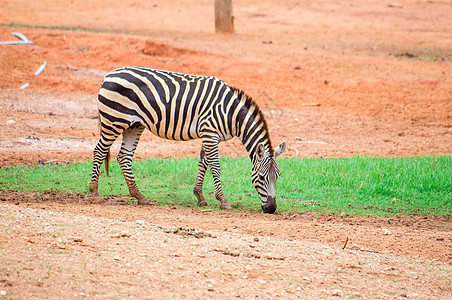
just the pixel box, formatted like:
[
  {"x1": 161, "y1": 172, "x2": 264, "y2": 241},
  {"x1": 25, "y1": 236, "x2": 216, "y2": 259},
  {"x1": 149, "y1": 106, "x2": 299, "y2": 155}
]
[{"x1": 252, "y1": 142, "x2": 286, "y2": 213}]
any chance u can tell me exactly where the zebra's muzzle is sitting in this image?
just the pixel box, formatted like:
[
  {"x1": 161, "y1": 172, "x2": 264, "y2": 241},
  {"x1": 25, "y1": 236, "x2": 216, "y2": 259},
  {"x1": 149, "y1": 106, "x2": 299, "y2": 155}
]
[{"x1": 262, "y1": 196, "x2": 277, "y2": 214}]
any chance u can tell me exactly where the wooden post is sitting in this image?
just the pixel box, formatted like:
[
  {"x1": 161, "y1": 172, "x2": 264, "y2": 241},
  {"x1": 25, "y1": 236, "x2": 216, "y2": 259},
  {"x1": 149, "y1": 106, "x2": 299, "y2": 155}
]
[{"x1": 215, "y1": 0, "x2": 234, "y2": 33}]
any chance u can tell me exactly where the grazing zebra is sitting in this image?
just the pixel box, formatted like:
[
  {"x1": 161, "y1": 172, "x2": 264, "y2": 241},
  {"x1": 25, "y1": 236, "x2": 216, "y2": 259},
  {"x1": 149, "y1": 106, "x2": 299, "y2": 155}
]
[{"x1": 89, "y1": 67, "x2": 285, "y2": 213}]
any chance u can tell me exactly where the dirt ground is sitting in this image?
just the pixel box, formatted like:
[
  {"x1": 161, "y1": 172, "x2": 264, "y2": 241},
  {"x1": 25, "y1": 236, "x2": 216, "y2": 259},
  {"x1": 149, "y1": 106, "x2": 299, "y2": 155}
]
[{"x1": 0, "y1": 0, "x2": 451, "y2": 298}]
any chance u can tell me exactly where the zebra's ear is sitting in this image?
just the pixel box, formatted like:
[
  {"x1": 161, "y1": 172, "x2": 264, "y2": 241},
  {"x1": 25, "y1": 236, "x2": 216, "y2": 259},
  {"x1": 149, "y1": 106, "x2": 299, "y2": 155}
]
[
  {"x1": 257, "y1": 144, "x2": 265, "y2": 160},
  {"x1": 274, "y1": 142, "x2": 286, "y2": 158}
]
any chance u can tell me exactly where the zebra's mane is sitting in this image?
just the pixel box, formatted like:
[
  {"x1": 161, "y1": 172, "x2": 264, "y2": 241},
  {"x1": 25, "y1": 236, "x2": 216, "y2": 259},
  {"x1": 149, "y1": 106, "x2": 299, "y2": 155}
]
[{"x1": 231, "y1": 86, "x2": 274, "y2": 156}]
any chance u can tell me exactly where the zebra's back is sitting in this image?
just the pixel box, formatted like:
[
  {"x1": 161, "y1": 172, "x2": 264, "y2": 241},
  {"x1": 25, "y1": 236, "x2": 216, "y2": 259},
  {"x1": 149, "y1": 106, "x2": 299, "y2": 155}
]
[{"x1": 99, "y1": 66, "x2": 231, "y2": 141}]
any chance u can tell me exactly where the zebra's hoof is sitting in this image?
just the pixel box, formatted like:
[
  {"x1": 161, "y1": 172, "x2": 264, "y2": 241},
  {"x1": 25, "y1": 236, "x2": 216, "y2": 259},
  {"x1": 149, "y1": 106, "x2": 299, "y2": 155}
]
[
  {"x1": 220, "y1": 202, "x2": 232, "y2": 210},
  {"x1": 89, "y1": 195, "x2": 103, "y2": 204},
  {"x1": 198, "y1": 201, "x2": 208, "y2": 207},
  {"x1": 137, "y1": 197, "x2": 152, "y2": 206}
]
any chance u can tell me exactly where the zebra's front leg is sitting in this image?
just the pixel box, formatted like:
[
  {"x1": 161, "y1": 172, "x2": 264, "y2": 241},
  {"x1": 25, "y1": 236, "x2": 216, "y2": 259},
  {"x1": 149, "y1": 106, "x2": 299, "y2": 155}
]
[
  {"x1": 193, "y1": 149, "x2": 209, "y2": 207},
  {"x1": 201, "y1": 137, "x2": 232, "y2": 210},
  {"x1": 117, "y1": 124, "x2": 151, "y2": 205}
]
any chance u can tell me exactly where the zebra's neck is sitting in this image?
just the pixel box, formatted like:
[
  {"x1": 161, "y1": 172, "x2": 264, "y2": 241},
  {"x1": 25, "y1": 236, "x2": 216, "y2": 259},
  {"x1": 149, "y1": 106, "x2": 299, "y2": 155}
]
[{"x1": 231, "y1": 88, "x2": 273, "y2": 159}]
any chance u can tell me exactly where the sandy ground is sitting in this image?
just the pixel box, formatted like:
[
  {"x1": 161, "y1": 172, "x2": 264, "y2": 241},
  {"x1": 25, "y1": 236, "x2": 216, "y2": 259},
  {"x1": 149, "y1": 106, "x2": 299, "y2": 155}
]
[{"x1": 0, "y1": 0, "x2": 451, "y2": 298}]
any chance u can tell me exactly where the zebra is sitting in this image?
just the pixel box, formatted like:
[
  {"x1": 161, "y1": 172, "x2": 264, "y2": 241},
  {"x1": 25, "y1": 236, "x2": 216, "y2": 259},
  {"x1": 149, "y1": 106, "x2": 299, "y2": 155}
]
[{"x1": 89, "y1": 66, "x2": 285, "y2": 213}]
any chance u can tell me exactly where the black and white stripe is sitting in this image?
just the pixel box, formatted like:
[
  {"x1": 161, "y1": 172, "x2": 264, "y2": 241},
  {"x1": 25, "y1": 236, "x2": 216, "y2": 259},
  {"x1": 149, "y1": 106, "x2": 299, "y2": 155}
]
[{"x1": 89, "y1": 66, "x2": 285, "y2": 213}]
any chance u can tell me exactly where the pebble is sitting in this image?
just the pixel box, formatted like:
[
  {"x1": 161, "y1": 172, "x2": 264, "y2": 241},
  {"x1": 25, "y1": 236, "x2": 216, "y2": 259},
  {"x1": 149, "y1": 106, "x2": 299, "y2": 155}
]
[
  {"x1": 120, "y1": 230, "x2": 131, "y2": 237},
  {"x1": 136, "y1": 220, "x2": 147, "y2": 226},
  {"x1": 349, "y1": 292, "x2": 361, "y2": 297},
  {"x1": 382, "y1": 228, "x2": 392, "y2": 235},
  {"x1": 388, "y1": 3, "x2": 403, "y2": 8},
  {"x1": 110, "y1": 230, "x2": 132, "y2": 238}
]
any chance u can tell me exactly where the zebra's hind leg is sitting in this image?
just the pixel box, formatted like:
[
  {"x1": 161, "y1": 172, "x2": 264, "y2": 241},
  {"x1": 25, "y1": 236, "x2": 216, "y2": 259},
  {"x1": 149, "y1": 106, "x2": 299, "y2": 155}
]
[
  {"x1": 193, "y1": 149, "x2": 209, "y2": 207},
  {"x1": 117, "y1": 123, "x2": 151, "y2": 205},
  {"x1": 89, "y1": 129, "x2": 120, "y2": 198},
  {"x1": 89, "y1": 141, "x2": 105, "y2": 198}
]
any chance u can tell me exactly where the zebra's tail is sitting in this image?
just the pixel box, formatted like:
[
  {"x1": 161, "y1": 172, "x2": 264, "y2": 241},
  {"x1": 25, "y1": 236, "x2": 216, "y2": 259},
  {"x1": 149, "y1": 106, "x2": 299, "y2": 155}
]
[{"x1": 105, "y1": 150, "x2": 110, "y2": 177}]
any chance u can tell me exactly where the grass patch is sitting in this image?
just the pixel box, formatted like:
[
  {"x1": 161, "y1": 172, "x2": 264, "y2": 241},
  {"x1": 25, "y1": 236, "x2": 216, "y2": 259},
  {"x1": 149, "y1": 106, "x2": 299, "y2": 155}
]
[
  {"x1": 0, "y1": 22, "x2": 117, "y2": 34},
  {"x1": 0, "y1": 156, "x2": 451, "y2": 216},
  {"x1": 278, "y1": 156, "x2": 452, "y2": 215}
]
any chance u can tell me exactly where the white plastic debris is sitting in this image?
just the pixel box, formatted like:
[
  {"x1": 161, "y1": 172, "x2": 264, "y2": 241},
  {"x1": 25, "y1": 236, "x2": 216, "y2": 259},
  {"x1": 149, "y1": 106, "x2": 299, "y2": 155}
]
[
  {"x1": 20, "y1": 83, "x2": 29, "y2": 89},
  {"x1": 35, "y1": 60, "x2": 47, "y2": 75},
  {"x1": 0, "y1": 32, "x2": 33, "y2": 45}
]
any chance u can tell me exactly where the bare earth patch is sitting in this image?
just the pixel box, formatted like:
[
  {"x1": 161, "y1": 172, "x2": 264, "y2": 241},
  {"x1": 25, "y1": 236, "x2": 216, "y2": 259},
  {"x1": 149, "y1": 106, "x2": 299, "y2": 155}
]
[
  {"x1": 0, "y1": 192, "x2": 451, "y2": 298},
  {"x1": 0, "y1": 194, "x2": 451, "y2": 299},
  {"x1": 0, "y1": 0, "x2": 451, "y2": 298}
]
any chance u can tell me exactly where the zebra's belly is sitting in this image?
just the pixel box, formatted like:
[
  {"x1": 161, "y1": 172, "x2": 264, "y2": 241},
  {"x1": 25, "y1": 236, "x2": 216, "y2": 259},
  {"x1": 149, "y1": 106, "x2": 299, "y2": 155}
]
[
  {"x1": 145, "y1": 119, "x2": 233, "y2": 142},
  {"x1": 145, "y1": 119, "x2": 200, "y2": 141}
]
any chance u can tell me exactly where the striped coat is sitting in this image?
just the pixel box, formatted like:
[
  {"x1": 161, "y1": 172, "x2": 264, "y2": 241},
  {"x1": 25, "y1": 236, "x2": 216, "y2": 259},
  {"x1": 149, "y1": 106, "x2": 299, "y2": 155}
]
[{"x1": 89, "y1": 67, "x2": 285, "y2": 213}]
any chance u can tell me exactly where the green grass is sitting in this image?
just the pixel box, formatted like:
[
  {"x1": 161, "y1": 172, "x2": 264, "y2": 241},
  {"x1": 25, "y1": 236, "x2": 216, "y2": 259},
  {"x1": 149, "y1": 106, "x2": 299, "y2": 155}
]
[
  {"x1": 0, "y1": 22, "x2": 116, "y2": 34},
  {"x1": 277, "y1": 156, "x2": 451, "y2": 215},
  {"x1": 0, "y1": 156, "x2": 451, "y2": 216}
]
